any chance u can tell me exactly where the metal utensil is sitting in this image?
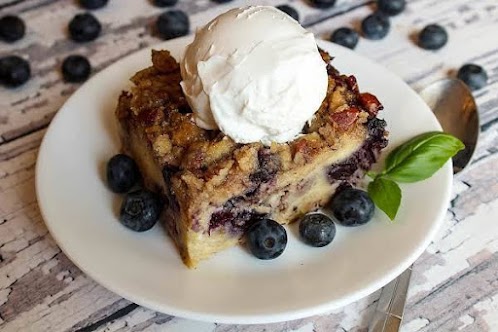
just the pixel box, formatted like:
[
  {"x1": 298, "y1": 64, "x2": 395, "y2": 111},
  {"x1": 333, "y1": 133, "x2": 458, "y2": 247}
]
[
  {"x1": 420, "y1": 78, "x2": 480, "y2": 173},
  {"x1": 368, "y1": 78, "x2": 480, "y2": 332}
]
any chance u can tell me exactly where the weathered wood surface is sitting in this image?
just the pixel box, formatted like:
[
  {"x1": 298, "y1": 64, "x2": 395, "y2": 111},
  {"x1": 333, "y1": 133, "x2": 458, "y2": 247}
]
[{"x1": 0, "y1": 0, "x2": 497, "y2": 331}]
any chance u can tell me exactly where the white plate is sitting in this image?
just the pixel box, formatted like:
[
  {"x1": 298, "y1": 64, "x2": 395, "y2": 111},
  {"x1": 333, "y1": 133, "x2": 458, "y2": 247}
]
[{"x1": 36, "y1": 37, "x2": 452, "y2": 324}]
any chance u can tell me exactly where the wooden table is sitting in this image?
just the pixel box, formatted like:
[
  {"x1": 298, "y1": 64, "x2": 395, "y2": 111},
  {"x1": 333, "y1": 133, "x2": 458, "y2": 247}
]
[{"x1": 0, "y1": 0, "x2": 497, "y2": 331}]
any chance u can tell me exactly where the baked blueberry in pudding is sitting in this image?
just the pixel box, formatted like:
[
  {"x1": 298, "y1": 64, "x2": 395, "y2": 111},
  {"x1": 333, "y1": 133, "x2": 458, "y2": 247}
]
[{"x1": 115, "y1": 7, "x2": 388, "y2": 267}]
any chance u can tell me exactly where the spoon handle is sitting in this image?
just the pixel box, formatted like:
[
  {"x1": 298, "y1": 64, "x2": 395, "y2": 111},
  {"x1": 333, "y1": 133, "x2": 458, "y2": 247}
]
[{"x1": 368, "y1": 266, "x2": 413, "y2": 332}]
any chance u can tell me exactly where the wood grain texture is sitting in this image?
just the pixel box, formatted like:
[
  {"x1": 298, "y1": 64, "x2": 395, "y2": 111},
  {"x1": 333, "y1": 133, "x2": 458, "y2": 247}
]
[{"x1": 0, "y1": 0, "x2": 497, "y2": 331}]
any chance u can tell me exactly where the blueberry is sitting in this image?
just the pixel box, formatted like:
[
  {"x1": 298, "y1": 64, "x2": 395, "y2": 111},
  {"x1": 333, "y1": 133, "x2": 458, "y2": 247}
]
[
  {"x1": 62, "y1": 55, "x2": 91, "y2": 83},
  {"x1": 246, "y1": 219, "x2": 287, "y2": 260},
  {"x1": 106, "y1": 154, "x2": 140, "y2": 193},
  {"x1": 0, "y1": 56, "x2": 30, "y2": 87},
  {"x1": 362, "y1": 12, "x2": 390, "y2": 40},
  {"x1": 378, "y1": 0, "x2": 406, "y2": 16},
  {"x1": 457, "y1": 64, "x2": 488, "y2": 91},
  {"x1": 79, "y1": 0, "x2": 109, "y2": 9},
  {"x1": 330, "y1": 188, "x2": 374, "y2": 226},
  {"x1": 211, "y1": 0, "x2": 233, "y2": 3},
  {"x1": 309, "y1": 0, "x2": 336, "y2": 9},
  {"x1": 69, "y1": 13, "x2": 101, "y2": 42},
  {"x1": 299, "y1": 213, "x2": 336, "y2": 247},
  {"x1": 330, "y1": 27, "x2": 359, "y2": 49},
  {"x1": 156, "y1": 10, "x2": 189, "y2": 40},
  {"x1": 418, "y1": 24, "x2": 448, "y2": 50},
  {"x1": 120, "y1": 189, "x2": 162, "y2": 232},
  {"x1": 277, "y1": 5, "x2": 299, "y2": 22},
  {"x1": 0, "y1": 15, "x2": 25, "y2": 42},
  {"x1": 152, "y1": 0, "x2": 178, "y2": 7}
]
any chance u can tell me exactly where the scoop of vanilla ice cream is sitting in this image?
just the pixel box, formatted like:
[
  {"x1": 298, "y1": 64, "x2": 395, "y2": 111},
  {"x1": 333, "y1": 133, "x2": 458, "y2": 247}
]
[{"x1": 180, "y1": 6, "x2": 328, "y2": 145}]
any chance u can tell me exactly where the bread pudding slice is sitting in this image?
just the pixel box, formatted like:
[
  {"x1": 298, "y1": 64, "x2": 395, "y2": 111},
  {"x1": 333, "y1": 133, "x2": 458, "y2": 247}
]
[{"x1": 116, "y1": 50, "x2": 388, "y2": 268}]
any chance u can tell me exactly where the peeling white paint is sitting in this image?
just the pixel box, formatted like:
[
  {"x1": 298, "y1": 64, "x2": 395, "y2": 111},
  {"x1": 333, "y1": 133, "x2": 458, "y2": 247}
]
[
  {"x1": 411, "y1": 199, "x2": 498, "y2": 296},
  {"x1": 41, "y1": 258, "x2": 59, "y2": 275},
  {"x1": 288, "y1": 322, "x2": 315, "y2": 332},
  {"x1": 458, "y1": 314, "x2": 475, "y2": 330},
  {"x1": 402, "y1": 317, "x2": 430, "y2": 331},
  {"x1": 475, "y1": 293, "x2": 498, "y2": 330},
  {"x1": 0, "y1": 287, "x2": 11, "y2": 306}
]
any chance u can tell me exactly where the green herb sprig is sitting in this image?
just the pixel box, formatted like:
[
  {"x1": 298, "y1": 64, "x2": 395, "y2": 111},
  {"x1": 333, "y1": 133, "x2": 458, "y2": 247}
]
[{"x1": 367, "y1": 132, "x2": 465, "y2": 220}]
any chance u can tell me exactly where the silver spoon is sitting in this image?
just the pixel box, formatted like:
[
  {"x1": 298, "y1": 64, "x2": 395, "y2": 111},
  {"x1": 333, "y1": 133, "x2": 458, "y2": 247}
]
[
  {"x1": 368, "y1": 78, "x2": 480, "y2": 332},
  {"x1": 420, "y1": 79, "x2": 480, "y2": 174}
]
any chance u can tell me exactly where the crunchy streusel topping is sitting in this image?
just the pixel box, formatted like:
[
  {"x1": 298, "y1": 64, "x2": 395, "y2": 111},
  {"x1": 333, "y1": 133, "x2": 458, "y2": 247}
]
[{"x1": 116, "y1": 50, "x2": 383, "y2": 183}]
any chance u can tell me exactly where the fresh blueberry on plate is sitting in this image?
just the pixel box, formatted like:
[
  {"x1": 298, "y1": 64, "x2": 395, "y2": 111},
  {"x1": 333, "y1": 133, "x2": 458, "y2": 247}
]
[
  {"x1": 330, "y1": 188, "x2": 375, "y2": 226},
  {"x1": 418, "y1": 24, "x2": 448, "y2": 50},
  {"x1": 120, "y1": 189, "x2": 162, "y2": 232},
  {"x1": 457, "y1": 64, "x2": 488, "y2": 91},
  {"x1": 330, "y1": 27, "x2": 359, "y2": 49},
  {"x1": 299, "y1": 213, "x2": 336, "y2": 247},
  {"x1": 309, "y1": 0, "x2": 336, "y2": 9},
  {"x1": 152, "y1": 0, "x2": 178, "y2": 7},
  {"x1": 276, "y1": 5, "x2": 299, "y2": 22},
  {"x1": 106, "y1": 154, "x2": 140, "y2": 193},
  {"x1": 0, "y1": 56, "x2": 30, "y2": 87},
  {"x1": 246, "y1": 218, "x2": 287, "y2": 260},
  {"x1": 156, "y1": 10, "x2": 189, "y2": 40},
  {"x1": 378, "y1": 0, "x2": 406, "y2": 16},
  {"x1": 362, "y1": 12, "x2": 390, "y2": 40},
  {"x1": 79, "y1": 0, "x2": 109, "y2": 10},
  {"x1": 0, "y1": 15, "x2": 25, "y2": 42},
  {"x1": 62, "y1": 55, "x2": 91, "y2": 83},
  {"x1": 69, "y1": 13, "x2": 102, "y2": 42}
]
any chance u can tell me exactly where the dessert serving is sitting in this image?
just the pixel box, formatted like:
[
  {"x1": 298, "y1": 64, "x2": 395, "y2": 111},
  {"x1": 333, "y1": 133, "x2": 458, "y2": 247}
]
[
  {"x1": 32, "y1": 1, "x2": 466, "y2": 323},
  {"x1": 114, "y1": 6, "x2": 388, "y2": 268}
]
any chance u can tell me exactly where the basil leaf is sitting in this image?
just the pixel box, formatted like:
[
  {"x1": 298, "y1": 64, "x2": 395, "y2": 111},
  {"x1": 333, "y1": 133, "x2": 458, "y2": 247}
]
[
  {"x1": 384, "y1": 132, "x2": 464, "y2": 183},
  {"x1": 368, "y1": 177, "x2": 402, "y2": 221}
]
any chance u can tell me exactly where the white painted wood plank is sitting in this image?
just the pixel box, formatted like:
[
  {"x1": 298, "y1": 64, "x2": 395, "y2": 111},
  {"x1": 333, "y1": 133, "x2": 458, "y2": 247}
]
[{"x1": 0, "y1": 0, "x2": 497, "y2": 331}]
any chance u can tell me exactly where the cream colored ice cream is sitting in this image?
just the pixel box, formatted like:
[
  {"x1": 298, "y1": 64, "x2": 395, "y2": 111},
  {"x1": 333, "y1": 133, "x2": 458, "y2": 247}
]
[{"x1": 180, "y1": 6, "x2": 328, "y2": 145}]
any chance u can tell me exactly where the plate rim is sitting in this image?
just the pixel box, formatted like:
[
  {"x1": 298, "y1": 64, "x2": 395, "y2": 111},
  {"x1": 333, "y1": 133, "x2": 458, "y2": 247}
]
[{"x1": 35, "y1": 37, "x2": 453, "y2": 324}]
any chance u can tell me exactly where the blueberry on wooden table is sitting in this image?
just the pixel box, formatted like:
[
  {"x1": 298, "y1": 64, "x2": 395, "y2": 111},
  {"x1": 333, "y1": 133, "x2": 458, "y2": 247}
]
[
  {"x1": 156, "y1": 10, "x2": 189, "y2": 40},
  {"x1": 62, "y1": 55, "x2": 91, "y2": 83},
  {"x1": 457, "y1": 64, "x2": 488, "y2": 91},
  {"x1": 330, "y1": 27, "x2": 359, "y2": 49},
  {"x1": 276, "y1": 5, "x2": 299, "y2": 22},
  {"x1": 0, "y1": 15, "x2": 25, "y2": 42},
  {"x1": 106, "y1": 154, "x2": 140, "y2": 193},
  {"x1": 152, "y1": 0, "x2": 179, "y2": 7},
  {"x1": 308, "y1": 0, "x2": 336, "y2": 9},
  {"x1": 79, "y1": 0, "x2": 109, "y2": 10},
  {"x1": 362, "y1": 12, "x2": 390, "y2": 40},
  {"x1": 418, "y1": 24, "x2": 448, "y2": 50},
  {"x1": 330, "y1": 188, "x2": 375, "y2": 226},
  {"x1": 299, "y1": 213, "x2": 336, "y2": 247},
  {"x1": 120, "y1": 189, "x2": 162, "y2": 232},
  {"x1": 246, "y1": 219, "x2": 287, "y2": 260},
  {"x1": 378, "y1": 0, "x2": 406, "y2": 16},
  {"x1": 0, "y1": 56, "x2": 31, "y2": 87},
  {"x1": 69, "y1": 13, "x2": 102, "y2": 42}
]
